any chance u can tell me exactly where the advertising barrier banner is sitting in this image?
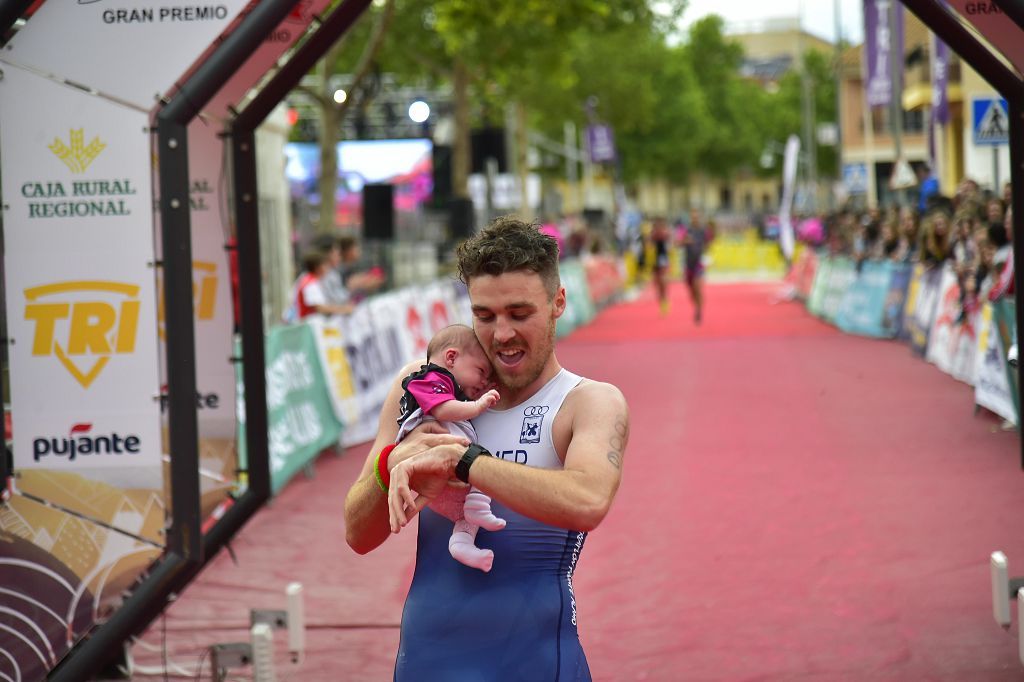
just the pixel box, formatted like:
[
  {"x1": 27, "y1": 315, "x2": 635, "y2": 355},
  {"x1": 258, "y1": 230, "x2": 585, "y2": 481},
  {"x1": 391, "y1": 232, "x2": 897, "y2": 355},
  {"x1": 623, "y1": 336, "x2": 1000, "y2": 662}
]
[
  {"x1": 974, "y1": 304, "x2": 1017, "y2": 424},
  {"x1": 819, "y1": 258, "x2": 857, "y2": 322},
  {"x1": 992, "y1": 298, "x2": 1020, "y2": 421},
  {"x1": 835, "y1": 261, "x2": 895, "y2": 337},
  {"x1": 245, "y1": 324, "x2": 342, "y2": 493},
  {"x1": 557, "y1": 260, "x2": 596, "y2": 337},
  {"x1": 807, "y1": 255, "x2": 832, "y2": 317},
  {"x1": 882, "y1": 263, "x2": 913, "y2": 338},
  {"x1": 907, "y1": 266, "x2": 943, "y2": 356},
  {"x1": 926, "y1": 265, "x2": 978, "y2": 384}
]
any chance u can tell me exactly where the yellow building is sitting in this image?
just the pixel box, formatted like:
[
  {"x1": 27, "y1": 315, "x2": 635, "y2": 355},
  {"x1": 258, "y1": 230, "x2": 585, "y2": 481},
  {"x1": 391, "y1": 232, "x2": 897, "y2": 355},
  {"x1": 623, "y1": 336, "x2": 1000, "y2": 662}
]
[{"x1": 837, "y1": 10, "x2": 1007, "y2": 209}]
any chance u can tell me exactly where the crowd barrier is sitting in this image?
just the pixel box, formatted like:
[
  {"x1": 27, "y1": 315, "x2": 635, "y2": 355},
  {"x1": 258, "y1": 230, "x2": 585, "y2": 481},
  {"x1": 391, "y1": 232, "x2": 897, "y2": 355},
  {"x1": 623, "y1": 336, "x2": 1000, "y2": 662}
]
[
  {"x1": 793, "y1": 249, "x2": 1019, "y2": 427},
  {"x1": 244, "y1": 256, "x2": 625, "y2": 493}
]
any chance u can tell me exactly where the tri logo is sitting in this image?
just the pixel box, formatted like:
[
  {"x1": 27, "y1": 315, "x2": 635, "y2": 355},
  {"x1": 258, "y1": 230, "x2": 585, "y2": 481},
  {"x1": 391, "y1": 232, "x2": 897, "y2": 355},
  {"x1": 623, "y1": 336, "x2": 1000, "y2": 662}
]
[
  {"x1": 157, "y1": 260, "x2": 220, "y2": 340},
  {"x1": 24, "y1": 280, "x2": 141, "y2": 388}
]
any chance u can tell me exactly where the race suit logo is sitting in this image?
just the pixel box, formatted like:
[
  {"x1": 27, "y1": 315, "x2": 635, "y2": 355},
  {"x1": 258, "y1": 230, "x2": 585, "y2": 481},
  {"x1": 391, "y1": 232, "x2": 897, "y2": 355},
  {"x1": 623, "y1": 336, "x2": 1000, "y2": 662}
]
[
  {"x1": 32, "y1": 422, "x2": 141, "y2": 462},
  {"x1": 24, "y1": 281, "x2": 141, "y2": 388},
  {"x1": 49, "y1": 128, "x2": 106, "y2": 174},
  {"x1": 520, "y1": 405, "x2": 549, "y2": 444}
]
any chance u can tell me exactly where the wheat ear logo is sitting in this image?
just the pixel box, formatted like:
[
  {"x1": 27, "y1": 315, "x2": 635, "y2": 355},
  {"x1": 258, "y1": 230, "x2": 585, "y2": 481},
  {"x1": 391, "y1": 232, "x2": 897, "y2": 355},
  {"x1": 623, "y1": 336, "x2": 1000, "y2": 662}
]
[
  {"x1": 24, "y1": 281, "x2": 141, "y2": 388},
  {"x1": 48, "y1": 128, "x2": 106, "y2": 173}
]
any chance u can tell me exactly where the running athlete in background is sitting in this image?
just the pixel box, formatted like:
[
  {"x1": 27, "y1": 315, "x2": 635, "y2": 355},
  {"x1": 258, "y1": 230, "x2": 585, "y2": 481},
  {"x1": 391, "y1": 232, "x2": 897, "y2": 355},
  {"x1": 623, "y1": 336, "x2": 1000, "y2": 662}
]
[
  {"x1": 393, "y1": 324, "x2": 504, "y2": 572},
  {"x1": 344, "y1": 217, "x2": 630, "y2": 681},
  {"x1": 651, "y1": 216, "x2": 672, "y2": 316},
  {"x1": 681, "y1": 208, "x2": 713, "y2": 324}
]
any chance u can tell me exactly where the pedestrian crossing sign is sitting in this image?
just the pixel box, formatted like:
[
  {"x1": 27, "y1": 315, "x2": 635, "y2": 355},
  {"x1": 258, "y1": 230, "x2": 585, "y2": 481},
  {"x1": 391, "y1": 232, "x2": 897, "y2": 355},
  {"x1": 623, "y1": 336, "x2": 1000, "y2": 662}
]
[{"x1": 973, "y1": 98, "x2": 1009, "y2": 146}]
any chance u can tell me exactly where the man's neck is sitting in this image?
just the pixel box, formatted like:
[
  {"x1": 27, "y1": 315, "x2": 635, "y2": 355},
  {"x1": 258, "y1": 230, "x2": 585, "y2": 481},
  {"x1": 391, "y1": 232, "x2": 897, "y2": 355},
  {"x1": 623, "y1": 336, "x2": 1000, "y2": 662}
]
[{"x1": 496, "y1": 356, "x2": 562, "y2": 409}]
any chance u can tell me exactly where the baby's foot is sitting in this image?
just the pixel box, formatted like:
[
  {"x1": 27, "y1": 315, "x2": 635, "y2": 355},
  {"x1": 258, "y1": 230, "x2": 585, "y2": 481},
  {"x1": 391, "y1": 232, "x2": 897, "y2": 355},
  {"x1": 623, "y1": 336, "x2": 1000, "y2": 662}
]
[{"x1": 449, "y1": 533, "x2": 494, "y2": 572}]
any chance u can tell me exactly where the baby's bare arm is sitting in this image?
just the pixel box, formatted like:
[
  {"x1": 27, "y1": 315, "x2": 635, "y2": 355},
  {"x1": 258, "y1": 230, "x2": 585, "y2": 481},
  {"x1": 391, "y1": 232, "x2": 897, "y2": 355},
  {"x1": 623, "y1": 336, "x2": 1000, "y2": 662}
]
[{"x1": 430, "y1": 389, "x2": 499, "y2": 423}]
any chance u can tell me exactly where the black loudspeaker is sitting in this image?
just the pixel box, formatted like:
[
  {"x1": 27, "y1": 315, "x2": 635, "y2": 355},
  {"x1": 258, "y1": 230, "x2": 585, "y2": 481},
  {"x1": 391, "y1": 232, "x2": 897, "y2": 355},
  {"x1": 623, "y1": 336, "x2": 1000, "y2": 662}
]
[
  {"x1": 432, "y1": 144, "x2": 453, "y2": 205},
  {"x1": 449, "y1": 197, "x2": 475, "y2": 240},
  {"x1": 362, "y1": 184, "x2": 394, "y2": 241},
  {"x1": 471, "y1": 127, "x2": 507, "y2": 174}
]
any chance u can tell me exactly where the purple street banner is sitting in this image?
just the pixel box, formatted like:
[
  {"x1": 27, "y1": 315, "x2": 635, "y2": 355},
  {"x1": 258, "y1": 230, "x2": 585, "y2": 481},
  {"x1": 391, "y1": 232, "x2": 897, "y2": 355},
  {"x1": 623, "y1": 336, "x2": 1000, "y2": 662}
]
[
  {"x1": 863, "y1": 0, "x2": 903, "y2": 107},
  {"x1": 586, "y1": 125, "x2": 617, "y2": 164},
  {"x1": 931, "y1": 35, "x2": 950, "y2": 125}
]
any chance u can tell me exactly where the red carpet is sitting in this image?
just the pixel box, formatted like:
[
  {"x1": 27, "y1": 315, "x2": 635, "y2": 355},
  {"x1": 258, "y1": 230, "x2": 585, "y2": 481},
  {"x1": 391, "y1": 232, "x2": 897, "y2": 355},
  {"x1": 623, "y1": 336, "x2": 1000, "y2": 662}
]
[{"x1": 135, "y1": 280, "x2": 1024, "y2": 681}]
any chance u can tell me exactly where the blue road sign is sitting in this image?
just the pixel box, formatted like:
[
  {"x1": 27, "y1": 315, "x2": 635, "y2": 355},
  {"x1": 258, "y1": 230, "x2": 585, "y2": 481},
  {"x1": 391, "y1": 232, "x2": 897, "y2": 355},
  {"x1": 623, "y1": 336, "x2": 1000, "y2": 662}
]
[
  {"x1": 973, "y1": 98, "x2": 1009, "y2": 146},
  {"x1": 842, "y1": 163, "x2": 869, "y2": 194}
]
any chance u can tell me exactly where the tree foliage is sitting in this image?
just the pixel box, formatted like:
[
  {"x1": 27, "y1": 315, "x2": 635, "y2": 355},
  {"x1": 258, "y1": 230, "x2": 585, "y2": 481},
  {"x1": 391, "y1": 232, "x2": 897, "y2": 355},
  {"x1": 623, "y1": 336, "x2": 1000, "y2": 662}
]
[{"x1": 297, "y1": 1, "x2": 839, "y2": 198}]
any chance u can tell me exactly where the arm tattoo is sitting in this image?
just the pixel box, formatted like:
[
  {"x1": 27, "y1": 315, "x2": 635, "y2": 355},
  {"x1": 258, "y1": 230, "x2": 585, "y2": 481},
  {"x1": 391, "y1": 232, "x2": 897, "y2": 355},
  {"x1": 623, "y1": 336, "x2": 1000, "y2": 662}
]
[{"x1": 606, "y1": 416, "x2": 628, "y2": 470}]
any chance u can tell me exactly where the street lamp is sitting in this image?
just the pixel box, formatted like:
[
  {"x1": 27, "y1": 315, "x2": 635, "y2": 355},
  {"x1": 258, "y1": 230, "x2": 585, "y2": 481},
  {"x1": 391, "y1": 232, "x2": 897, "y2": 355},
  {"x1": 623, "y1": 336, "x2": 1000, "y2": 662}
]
[{"x1": 408, "y1": 100, "x2": 430, "y2": 123}]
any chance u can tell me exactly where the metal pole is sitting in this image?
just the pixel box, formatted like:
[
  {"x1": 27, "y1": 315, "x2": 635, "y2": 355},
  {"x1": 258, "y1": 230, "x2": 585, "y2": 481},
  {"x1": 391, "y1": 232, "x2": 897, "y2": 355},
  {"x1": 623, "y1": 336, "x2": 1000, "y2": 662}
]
[
  {"x1": 1010, "y1": 97, "x2": 1024, "y2": 470},
  {"x1": 564, "y1": 121, "x2": 578, "y2": 213},
  {"x1": 995, "y1": 146, "x2": 1001, "y2": 192},
  {"x1": 888, "y1": 0, "x2": 904, "y2": 207}
]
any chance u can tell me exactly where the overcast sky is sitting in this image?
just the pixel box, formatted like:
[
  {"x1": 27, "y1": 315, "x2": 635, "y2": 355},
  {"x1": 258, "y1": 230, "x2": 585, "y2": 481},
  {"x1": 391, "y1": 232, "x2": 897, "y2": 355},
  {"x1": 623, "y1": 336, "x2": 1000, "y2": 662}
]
[{"x1": 678, "y1": 0, "x2": 865, "y2": 44}]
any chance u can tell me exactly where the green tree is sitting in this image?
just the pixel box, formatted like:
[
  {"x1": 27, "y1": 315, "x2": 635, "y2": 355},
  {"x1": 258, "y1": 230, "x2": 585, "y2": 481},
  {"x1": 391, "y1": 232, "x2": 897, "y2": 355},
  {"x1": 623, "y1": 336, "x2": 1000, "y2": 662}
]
[
  {"x1": 772, "y1": 49, "x2": 839, "y2": 178},
  {"x1": 683, "y1": 15, "x2": 765, "y2": 180}
]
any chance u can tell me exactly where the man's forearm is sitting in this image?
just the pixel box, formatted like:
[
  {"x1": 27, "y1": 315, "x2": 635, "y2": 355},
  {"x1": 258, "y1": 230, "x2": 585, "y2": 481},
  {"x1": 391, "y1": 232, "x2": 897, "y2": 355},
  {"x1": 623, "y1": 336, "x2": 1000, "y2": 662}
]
[
  {"x1": 344, "y1": 473, "x2": 393, "y2": 554},
  {"x1": 468, "y1": 457, "x2": 612, "y2": 532}
]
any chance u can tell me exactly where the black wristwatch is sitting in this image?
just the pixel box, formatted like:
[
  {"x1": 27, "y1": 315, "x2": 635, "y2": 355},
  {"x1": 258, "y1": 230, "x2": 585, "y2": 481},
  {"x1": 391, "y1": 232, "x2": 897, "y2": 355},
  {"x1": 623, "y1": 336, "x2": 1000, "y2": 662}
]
[{"x1": 456, "y1": 443, "x2": 492, "y2": 483}]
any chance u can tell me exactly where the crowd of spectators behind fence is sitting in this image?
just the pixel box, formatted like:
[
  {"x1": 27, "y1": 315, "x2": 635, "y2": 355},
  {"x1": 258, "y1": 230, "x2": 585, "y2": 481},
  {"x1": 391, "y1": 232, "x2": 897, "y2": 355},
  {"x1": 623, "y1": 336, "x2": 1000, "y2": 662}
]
[{"x1": 816, "y1": 178, "x2": 1016, "y2": 316}]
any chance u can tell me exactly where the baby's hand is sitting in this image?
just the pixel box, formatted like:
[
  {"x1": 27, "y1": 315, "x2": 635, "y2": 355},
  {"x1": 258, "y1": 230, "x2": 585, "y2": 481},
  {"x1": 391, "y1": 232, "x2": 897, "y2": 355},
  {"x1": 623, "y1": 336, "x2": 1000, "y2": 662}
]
[{"x1": 479, "y1": 389, "x2": 500, "y2": 408}]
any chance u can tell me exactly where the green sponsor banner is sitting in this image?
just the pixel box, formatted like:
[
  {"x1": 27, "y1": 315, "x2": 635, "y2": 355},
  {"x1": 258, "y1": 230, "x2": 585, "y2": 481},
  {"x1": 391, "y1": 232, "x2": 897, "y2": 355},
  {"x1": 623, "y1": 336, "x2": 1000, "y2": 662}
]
[
  {"x1": 992, "y1": 297, "x2": 1020, "y2": 422},
  {"x1": 835, "y1": 261, "x2": 906, "y2": 338},
  {"x1": 819, "y1": 257, "x2": 856, "y2": 322},
  {"x1": 807, "y1": 255, "x2": 833, "y2": 318},
  {"x1": 557, "y1": 259, "x2": 596, "y2": 338},
  {"x1": 237, "y1": 324, "x2": 343, "y2": 494}
]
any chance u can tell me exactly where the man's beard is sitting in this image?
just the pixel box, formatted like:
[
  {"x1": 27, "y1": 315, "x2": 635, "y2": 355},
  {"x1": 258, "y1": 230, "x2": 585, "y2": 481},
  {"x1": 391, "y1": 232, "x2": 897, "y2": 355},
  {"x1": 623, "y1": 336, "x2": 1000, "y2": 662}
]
[{"x1": 493, "y1": 315, "x2": 556, "y2": 392}]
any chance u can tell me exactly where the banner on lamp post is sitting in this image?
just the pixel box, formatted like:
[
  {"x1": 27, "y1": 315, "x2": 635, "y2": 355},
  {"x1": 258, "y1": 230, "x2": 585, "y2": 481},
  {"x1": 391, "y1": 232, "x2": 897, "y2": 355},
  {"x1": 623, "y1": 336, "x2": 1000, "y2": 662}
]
[{"x1": 863, "y1": 0, "x2": 903, "y2": 107}]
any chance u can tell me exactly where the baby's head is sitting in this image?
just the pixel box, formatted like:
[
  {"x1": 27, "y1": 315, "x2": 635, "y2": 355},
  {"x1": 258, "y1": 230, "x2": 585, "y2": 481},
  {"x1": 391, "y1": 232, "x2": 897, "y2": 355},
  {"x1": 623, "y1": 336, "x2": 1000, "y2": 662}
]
[{"x1": 426, "y1": 324, "x2": 493, "y2": 399}]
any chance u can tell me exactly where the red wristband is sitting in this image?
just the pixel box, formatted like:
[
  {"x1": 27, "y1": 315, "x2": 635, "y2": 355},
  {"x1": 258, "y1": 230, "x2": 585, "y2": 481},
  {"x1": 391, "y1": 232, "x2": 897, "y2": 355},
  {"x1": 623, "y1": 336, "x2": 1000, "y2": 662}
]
[{"x1": 376, "y1": 444, "x2": 397, "y2": 491}]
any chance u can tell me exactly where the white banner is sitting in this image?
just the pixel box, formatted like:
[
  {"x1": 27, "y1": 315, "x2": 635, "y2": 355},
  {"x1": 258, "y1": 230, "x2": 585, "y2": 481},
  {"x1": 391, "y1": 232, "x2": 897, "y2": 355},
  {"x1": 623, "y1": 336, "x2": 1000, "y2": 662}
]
[
  {"x1": 0, "y1": 65, "x2": 161, "y2": 472},
  {"x1": 975, "y1": 304, "x2": 1017, "y2": 424},
  {"x1": 2, "y1": 0, "x2": 248, "y2": 111},
  {"x1": 339, "y1": 304, "x2": 390, "y2": 447},
  {"x1": 926, "y1": 265, "x2": 978, "y2": 384},
  {"x1": 308, "y1": 316, "x2": 362, "y2": 429},
  {"x1": 163, "y1": 119, "x2": 239, "y2": 441},
  {"x1": 778, "y1": 134, "x2": 800, "y2": 260}
]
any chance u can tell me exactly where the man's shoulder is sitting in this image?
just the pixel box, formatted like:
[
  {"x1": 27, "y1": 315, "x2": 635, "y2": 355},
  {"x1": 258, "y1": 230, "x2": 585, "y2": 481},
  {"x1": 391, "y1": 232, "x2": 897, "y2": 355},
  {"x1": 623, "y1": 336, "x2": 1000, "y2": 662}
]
[{"x1": 564, "y1": 377, "x2": 627, "y2": 413}]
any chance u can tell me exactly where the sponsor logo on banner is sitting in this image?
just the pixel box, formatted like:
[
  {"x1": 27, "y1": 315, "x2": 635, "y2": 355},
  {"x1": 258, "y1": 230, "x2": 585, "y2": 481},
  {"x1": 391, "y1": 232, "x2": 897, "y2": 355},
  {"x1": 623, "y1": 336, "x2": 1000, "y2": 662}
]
[
  {"x1": 31, "y1": 422, "x2": 141, "y2": 463},
  {"x1": 190, "y1": 178, "x2": 214, "y2": 211},
  {"x1": 157, "y1": 261, "x2": 219, "y2": 340},
  {"x1": 49, "y1": 128, "x2": 105, "y2": 173},
  {"x1": 95, "y1": 4, "x2": 231, "y2": 25},
  {"x1": 21, "y1": 128, "x2": 136, "y2": 219},
  {"x1": 24, "y1": 280, "x2": 141, "y2": 388}
]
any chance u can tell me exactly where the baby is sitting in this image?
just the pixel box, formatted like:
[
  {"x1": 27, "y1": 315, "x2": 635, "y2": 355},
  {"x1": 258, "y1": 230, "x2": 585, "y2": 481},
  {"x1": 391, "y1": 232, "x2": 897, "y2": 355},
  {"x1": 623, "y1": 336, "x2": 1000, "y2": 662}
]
[{"x1": 395, "y1": 324, "x2": 505, "y2": 572}]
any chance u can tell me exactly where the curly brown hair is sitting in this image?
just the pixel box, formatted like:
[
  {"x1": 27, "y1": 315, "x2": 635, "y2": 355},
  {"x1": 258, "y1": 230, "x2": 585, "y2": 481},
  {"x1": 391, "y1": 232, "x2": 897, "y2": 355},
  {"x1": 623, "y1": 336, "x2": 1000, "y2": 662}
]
[{"x1": 456, "y1": 215, "x2": 560, "y2": 299}]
